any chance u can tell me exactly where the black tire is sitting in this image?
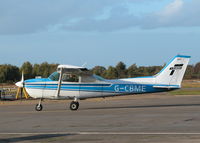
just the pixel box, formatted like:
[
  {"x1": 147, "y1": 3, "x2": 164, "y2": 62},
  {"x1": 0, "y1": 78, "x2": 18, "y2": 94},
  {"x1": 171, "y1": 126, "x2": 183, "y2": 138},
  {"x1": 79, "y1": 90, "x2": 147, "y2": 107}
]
[
  {"x1": 76, "y1": 102, "x2": 79, "y2": 107},
  {"x1": 35, "y1": 104, "x2": 43, "y2": 111},
  {"x1": 70, "y1": 101, "x2": 79, "y2": 111}
]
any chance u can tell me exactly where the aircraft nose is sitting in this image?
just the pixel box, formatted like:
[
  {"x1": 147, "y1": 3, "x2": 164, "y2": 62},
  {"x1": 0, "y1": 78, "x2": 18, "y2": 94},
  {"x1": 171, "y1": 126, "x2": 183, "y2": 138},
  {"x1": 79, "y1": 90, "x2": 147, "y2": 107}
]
[{"x1": 15, "y1": 81, "x2": 23, "y2": 88}]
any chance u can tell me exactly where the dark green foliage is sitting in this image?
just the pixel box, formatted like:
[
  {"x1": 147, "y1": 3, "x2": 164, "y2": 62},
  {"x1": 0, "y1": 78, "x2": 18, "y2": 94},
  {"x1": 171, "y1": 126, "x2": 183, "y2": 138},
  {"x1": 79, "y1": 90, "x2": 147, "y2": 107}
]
[
  {"x1": 146, "y1": 66, "x2": 163, "y2": 76},
  {"x1": 0, "y1": 61, "x2": 199, "y2": 83},
  {"x1": 0, "y1": 62, "x2": 58, "y2": 83},
  {"x1": 0, "y1": 64, "x2": 20, "y2": 83},
  {"x1": 183, "y1": 63, "x2": 200, "y2": 79},
  {"x1": 21, "y1": 61, "x2": 33, "y2": 79},
  {"x1": 193, "y1": 62, "x2": 200, "y2": 79},
  {"x1": 91, "y1": 66, "x2": 106, "y2": 76},
  {"x1": 116, "y1": 61, "x2": 127, "y2": 78},
  {"x1": 92, "y1": 63, "x2": 199, "y2": 80},
  {"x1": 33, "y1": 63, "x2": 58, "y2": 78},
  {"x1": 127, "y1": 64, "x2": 138, "y2": 78},
  {"x1": 96, "y1": 63, "x2": 164, "y2": 79},
  {"x1": 34, "y1": 62, "x2": 58, "y2": 78},
  {"x1": 32, "y1": 64, "x2": 40, "y2": 78},
  {"x1": 104, "y1": 66, "x2": 118, "y2": 79},
  {"x1": 184, "y1": 65, "x2": 194, "y2": 79}
]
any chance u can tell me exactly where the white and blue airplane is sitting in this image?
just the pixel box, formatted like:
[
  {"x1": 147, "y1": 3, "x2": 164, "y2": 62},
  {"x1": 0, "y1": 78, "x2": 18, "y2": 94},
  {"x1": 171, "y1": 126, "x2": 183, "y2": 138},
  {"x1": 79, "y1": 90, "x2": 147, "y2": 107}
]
[{"x1": 16, "y1": 55, "x2": 190, "y2": 111}]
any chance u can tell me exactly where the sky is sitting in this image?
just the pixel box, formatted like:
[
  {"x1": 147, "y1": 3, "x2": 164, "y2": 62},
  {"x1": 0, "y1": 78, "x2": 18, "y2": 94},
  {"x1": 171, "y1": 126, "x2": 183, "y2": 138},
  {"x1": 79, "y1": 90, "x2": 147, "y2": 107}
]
[{"x1": 0, "y1": 0, "x2": 199, "y2": 68}]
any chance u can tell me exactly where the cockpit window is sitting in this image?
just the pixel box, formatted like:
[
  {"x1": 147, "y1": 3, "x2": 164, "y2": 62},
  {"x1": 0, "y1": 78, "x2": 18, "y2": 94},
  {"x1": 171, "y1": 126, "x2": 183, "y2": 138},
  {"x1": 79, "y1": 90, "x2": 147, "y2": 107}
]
[
  {"x1": 62, "y1": 74, "x2": 79, "y2": 82},
  {"x1": 48, "y1": 72, "x2": 60, "y2": 81}
]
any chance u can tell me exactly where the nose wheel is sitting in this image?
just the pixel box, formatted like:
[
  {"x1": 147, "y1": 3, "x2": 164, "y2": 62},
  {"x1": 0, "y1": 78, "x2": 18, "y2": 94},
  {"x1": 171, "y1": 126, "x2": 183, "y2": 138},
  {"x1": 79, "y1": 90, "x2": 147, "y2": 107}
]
[
  {"x1": 35, "y1": 104, "x2": 43, "y2": 111},
  {"x1": 35, "y1": 99, "x2": 43, "y2": 111},
  {"x1": 70, "y1": 101, "x2": 79, "y2": 111}
]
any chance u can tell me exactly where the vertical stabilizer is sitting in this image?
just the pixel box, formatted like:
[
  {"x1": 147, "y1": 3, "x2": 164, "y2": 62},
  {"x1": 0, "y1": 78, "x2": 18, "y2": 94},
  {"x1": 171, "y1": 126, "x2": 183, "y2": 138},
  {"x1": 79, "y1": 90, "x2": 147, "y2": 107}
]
[{"x1": 155, "y1": 55, "x2": 191, "y2": 87}]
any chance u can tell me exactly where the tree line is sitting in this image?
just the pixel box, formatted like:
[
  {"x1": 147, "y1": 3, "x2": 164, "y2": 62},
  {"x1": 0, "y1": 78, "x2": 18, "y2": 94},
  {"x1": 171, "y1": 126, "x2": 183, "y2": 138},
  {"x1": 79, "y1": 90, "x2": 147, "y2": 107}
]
[
  {"x1": 0, "y1": 61, "x2": 200, "y2": 83},
  {"x1": 0, "y1": 62, "x2": 58, "y2": 83}
]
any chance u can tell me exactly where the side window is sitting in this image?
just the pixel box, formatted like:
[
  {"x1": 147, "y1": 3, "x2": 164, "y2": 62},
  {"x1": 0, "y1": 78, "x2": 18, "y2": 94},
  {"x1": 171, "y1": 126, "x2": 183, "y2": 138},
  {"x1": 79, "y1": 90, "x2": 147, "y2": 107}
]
[
  {"x1": 62, "y1": 74, "x2": 79, "y2": 82},
  {"x1": 81, "y1": 76, "x2": 97, "y2": 82}
]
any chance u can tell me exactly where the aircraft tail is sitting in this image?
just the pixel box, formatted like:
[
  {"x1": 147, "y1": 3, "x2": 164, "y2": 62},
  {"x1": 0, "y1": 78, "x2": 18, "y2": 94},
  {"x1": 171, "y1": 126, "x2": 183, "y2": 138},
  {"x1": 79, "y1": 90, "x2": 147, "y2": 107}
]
[{"x1": 155, "y1": 55, "x2": 191, "y2": 87}]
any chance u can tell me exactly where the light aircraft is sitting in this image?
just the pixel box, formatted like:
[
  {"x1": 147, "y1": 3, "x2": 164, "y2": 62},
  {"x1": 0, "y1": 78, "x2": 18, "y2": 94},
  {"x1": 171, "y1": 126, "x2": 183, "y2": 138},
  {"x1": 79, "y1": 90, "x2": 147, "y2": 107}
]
[{"x1": 15, "y1": 55, "x2": 190, "y2": 111}]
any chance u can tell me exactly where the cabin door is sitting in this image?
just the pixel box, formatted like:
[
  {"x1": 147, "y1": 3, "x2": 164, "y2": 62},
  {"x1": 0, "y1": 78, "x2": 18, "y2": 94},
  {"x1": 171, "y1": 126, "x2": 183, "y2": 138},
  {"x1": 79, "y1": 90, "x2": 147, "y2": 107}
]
[{"x1": 58, "y1": 73, "x2": 80, "y2": 99}]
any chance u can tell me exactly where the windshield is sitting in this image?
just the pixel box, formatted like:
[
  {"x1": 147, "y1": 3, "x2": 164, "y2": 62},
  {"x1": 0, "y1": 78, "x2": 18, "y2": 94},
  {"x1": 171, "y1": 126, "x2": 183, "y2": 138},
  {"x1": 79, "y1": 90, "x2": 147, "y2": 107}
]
[
  {"x1": 48, "y1": 72, "x2": 60, "y2": 81},
  {"x1": 93, "y1": 75, "x2": 105, "y2": 81}
]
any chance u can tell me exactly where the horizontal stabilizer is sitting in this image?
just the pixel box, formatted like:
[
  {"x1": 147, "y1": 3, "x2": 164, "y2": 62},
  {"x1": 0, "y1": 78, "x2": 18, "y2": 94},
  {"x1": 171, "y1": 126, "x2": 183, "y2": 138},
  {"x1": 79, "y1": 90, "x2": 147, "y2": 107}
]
[{"x1": 153, "y1": 85, "x2": 180, "y2": 89}]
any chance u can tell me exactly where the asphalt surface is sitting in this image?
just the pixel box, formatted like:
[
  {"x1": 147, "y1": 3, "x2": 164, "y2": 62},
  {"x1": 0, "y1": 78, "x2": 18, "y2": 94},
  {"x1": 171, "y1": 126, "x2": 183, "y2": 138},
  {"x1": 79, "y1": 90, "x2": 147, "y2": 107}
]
[{"x1": 1, "y1": 94, "x2": 200, "y2": 142}]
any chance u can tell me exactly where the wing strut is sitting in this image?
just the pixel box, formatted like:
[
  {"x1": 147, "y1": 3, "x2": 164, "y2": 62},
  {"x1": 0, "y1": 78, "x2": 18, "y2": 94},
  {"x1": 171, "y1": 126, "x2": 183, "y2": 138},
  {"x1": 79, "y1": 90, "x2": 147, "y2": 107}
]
[{"x1": 56, "y1": 67, "x2": 63, "y2": 98}]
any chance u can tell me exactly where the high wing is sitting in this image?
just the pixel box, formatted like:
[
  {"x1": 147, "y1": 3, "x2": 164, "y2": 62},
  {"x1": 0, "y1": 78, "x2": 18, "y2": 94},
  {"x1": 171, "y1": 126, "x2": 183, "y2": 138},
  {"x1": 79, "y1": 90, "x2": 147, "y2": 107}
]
[{"x1": 57, "y1": 65, "x2": 89, "y2": 74}]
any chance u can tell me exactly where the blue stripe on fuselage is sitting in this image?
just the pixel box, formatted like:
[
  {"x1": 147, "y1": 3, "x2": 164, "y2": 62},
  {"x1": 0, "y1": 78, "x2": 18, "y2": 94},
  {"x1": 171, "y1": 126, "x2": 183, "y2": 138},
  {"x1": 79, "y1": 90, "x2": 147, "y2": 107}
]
[{"x1": 25, "y1": 83, "x2": 178, "y2": 94}]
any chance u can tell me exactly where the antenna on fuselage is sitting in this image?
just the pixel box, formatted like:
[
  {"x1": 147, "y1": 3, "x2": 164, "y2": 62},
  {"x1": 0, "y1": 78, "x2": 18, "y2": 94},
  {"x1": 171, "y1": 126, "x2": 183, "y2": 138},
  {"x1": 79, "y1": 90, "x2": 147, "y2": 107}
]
[{"x1": 82, "y1": 62, "x2": 87, "y2": 68}]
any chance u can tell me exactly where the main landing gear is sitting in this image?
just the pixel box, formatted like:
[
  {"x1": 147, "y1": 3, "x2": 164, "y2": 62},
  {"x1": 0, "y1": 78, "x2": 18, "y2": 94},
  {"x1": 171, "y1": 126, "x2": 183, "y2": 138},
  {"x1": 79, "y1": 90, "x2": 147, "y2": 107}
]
[
  {"x1": 34, "y1": 98, "x2": 80, "y2": 111},
  {"x1": 70, "y1": 101, "x2": 79, "y2": 111},
  {"x1": 70, "y1": 97, "x2": 79, "y2": 111}
]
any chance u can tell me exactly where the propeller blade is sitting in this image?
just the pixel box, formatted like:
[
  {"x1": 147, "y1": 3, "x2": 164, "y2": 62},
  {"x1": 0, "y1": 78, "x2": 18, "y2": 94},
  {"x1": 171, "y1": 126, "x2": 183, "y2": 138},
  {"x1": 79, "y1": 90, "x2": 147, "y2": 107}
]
[
  {"x1": 21, "y1": 71, "x2": 24, "y2": 82},
  {"x1": 15, "y1": 71, "x2": 24, "y2": 88}
]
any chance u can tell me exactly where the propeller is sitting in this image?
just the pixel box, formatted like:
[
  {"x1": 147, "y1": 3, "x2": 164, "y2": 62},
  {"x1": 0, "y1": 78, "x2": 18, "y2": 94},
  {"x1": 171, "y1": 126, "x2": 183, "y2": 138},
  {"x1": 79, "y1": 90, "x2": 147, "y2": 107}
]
[{"x1": 15, "y1": 71, "x2": 24, "y2": 88}]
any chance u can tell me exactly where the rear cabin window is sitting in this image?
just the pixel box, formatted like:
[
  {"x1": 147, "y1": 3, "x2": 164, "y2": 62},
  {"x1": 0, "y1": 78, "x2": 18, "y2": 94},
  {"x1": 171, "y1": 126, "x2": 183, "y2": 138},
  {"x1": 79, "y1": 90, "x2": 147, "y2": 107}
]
[{"x1": 81, "y1": 75, "x2": 98, "y2": 82}]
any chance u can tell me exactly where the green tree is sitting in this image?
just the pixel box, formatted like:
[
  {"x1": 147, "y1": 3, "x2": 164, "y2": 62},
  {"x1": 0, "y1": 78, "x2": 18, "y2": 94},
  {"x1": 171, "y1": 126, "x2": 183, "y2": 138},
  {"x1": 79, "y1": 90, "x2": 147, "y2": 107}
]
[
  {"x1": 127, "y1": 64, "x2": 138, "y2": 78},
  {"x1": 193, "y1": 62, "x2": 200, "y2": 79},
  {"x1": 92, "y1": 66, "x2": 106, "y2": 76},
  {"x1": 32, "y1": 64, "x2": 40, "y2": 77},
  {"x1": 137, "y1": 66, "x2": 148, "y2": 77},
  {"x1": 184, "y1": 65, "x2": 194, "y2": 79},
  {"x1": 38, "y1": 62, "x2": 58, "y2": 78},
  {"x1": 39, "y1": 62, "x2": 51, "y2": 78},
  {"x1": 116, "y1": 61, "x2": 127, "y2": 78},
  {"x1": 0, "y1": 66, "x2": 6, "y2": 83},
  {"x1": 146, "y1": 66, "x2": 162, "y2": 76},
  {"x1": 32, "y1": 63, "x2": 58, "y2": 78},
  {"x1": 21, "y1": 62, "x2": 33, "y2": 79},
  {"x1": 0, "y1": 64, "x2": 20, "y2": 83},
  {"x1": 49, "y1": 64, "x2": 58, "y2": 74},
  {"x1": 104, "y1": 66, "x2": 118, "y2": 79}
]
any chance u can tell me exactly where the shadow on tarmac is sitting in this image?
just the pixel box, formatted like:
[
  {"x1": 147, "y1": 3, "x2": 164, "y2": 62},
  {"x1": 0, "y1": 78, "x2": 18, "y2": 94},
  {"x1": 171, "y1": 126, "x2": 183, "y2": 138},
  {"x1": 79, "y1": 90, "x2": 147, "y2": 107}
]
[
  {"x1": 0, "y1": 134, "x2": 73, "y2": 143},
  {"x1": 85, "y1": 103, "x2": 200, "y2": 110}
]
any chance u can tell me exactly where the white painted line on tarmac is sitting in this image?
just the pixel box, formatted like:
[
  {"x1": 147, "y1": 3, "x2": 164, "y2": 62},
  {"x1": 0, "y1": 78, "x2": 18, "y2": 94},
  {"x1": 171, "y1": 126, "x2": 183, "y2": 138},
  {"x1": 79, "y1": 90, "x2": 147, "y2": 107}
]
[{"x1": 0, "y1": 132, "x2": 200, "y2": 135}]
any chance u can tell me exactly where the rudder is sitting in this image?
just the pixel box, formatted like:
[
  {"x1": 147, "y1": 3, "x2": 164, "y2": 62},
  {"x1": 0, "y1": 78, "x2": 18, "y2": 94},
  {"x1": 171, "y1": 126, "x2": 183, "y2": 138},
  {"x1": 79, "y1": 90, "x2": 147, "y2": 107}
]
[{"x1": 155, "y1": 55, "x2": 191, "y2": 87}]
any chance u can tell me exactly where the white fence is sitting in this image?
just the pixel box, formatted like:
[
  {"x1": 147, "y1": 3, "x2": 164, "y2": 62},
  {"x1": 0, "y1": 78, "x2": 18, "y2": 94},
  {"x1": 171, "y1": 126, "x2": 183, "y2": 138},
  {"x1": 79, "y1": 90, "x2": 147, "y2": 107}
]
[{"x1": 0, "y1": 87, "x2": 17, "y2": 100}]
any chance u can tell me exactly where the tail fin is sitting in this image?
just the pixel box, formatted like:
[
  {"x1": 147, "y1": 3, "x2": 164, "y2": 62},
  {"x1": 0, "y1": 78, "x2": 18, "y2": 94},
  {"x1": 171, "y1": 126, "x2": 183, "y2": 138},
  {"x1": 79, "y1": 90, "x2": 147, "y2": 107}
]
[{"x1": 155, "y1": 55, "x2": 191, "y2": 87}]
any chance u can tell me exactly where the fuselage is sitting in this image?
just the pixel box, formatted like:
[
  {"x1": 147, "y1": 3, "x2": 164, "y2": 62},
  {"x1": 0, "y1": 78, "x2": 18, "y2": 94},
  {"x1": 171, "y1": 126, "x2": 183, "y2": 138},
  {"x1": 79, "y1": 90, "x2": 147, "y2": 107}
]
[{"x1": 24, "y1": 75, "x2": 179, "y2": 100}]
